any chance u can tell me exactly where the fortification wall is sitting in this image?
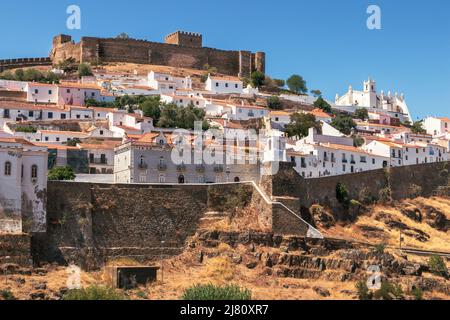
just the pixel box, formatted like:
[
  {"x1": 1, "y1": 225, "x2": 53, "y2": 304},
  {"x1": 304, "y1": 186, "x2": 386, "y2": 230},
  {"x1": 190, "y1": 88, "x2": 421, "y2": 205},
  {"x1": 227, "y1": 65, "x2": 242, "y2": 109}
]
[
  {"x1": 0, "y1": 57, "x2": 52, "y2": 72},
  {"x1": 264, "y1": 161, "x2": 450, "y2": 209},
  {"x1": 51, "y1": 35, "x2": 263, "y2": 77},
  {"x1": 33, "y1": 182, "x2": 260, "y2": 268}
]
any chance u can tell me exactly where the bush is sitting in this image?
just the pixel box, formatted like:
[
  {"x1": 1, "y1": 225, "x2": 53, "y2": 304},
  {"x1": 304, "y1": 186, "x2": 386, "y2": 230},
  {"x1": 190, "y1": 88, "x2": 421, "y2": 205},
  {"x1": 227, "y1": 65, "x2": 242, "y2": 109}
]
[
  {"x1": 182, "y1": 284, "x2": 252, "y2": 301},
  {"x1": 359, "y1": 188, "x2": 376, "y2": 205},
  {"x1": 428, "y1": 255, "x2": 448, "y2": 277},
  {"x1": 373, "y1": 243, "x2": 386, "y2": 254},
  {"x1": 411, "y1": 287, "x2": 423, "y2": 300},
  {"x1": 63, "y1": 285, "x2": 128, "y2": 300},
  {"x1": 14, "y1": 126, "x2": 37, "y2": 133},
  {"x1": 78, "y1": 63, "x2": 93, "y2": 78},
  {"x1": 378, "y1": 187, "x2": 392, "y2": 203},
  {"x1": 0, "y1": 289, "x2": 16, "y2": 300},
  {"x1": 373, "y1": 281, "x2": 404, "y2": 300},
  {"x1": 48, "y1": 166, "x2": 76, "y2": 181},
  {"x1": 267, "y1": 96, "x2": 282, "y2": 110},
  {"x1": 355, "y1": 281, "x2": 372, "y2": 300},
  {"x1": 407, "y1": 184, "x2": 422, "y2": 199},
  {"x1": 336, "y1": 182, "x2": 350, "y2": 208}
]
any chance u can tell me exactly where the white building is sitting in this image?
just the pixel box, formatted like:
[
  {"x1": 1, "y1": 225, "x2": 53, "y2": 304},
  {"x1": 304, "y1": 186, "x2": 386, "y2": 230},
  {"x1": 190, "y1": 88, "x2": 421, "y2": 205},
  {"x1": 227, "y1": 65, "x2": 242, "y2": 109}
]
[
  {"x1": 147, "y1": 71, "x2": 193, "y2": 94},
  {"x1": 205, "y1": 75, "x2": 243, "y2": 94},
  {"x1": 363, "y1": 139, "x2": 448, "y2": 167},
  {"x1": 0, "y1": 136, "x2": 47, "y2": 234},
  {"x1": 160, "y1": 94, "x2": 206, "y2": 108},
  {"x1": 26, "y1": 83, "x2": 58, "y2": 104},
  {"x1": 335, "y1": 78, "x2": 413, "y2": 123},
  {"x1": 226, "y1": 104, "x2": 269, "y2": 121},
  {"x1": 291, "y1": 127, "x2": 389, "y2": 178},
  {"x1": 423, "y1": 117, "x2": 450, "y2": 137}
]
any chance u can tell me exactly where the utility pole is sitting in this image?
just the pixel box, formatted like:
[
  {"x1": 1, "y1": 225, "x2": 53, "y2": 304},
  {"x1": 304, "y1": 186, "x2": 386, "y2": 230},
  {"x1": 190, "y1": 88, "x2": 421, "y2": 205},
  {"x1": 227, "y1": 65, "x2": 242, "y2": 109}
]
[{"x1": 160, "y1": 240, "x2": 165, "y2": 283}]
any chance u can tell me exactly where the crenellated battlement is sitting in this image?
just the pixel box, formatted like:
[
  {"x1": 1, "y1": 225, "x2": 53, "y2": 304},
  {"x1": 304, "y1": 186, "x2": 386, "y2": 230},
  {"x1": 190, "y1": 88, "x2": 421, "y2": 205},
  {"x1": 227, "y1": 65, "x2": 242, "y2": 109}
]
[{"x1": 50, "y1": 31, "x2": 265, "y2": 77}]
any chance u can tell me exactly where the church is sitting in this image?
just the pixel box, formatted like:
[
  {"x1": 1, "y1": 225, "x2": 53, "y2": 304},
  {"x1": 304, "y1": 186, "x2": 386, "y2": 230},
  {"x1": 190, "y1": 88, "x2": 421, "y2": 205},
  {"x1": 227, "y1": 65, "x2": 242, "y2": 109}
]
[{"x1": 335, "y1": 78, "x2": 413, "y2": 123}]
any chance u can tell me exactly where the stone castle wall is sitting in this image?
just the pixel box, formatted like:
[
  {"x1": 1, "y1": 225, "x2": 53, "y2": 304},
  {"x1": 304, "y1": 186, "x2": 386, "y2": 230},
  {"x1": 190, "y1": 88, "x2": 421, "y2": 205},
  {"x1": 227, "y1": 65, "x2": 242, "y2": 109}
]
[
  {"x1": 263, "y1": 161, "x2": 450, "y2": 209},
  {"x1": 0, "y1": 57, "x2": 52, "y2": 73},
  {"x1": 51, "y1": 35, "x2": 265, "y2": 77}
]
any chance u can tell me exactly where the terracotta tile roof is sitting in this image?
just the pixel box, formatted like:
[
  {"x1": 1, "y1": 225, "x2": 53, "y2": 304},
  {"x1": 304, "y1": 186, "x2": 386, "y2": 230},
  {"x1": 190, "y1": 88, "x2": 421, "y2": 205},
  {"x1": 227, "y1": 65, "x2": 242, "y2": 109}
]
[
  {"x1": 209, "y1": 75, "x2": 242, "y2": 82},
  {"x1": 309, "y1": 108, "x2": 333, "y2": 118},
  {"x1": 58, "y1": 82, "x2": 102, "y2": 90}
]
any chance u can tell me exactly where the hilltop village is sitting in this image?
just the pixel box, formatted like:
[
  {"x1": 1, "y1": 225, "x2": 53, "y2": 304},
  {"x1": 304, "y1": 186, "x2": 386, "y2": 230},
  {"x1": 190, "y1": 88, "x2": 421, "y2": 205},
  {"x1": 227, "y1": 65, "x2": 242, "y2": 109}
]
[{"x1": 0, "y1": 31, "x2": 449, "y2": 300}]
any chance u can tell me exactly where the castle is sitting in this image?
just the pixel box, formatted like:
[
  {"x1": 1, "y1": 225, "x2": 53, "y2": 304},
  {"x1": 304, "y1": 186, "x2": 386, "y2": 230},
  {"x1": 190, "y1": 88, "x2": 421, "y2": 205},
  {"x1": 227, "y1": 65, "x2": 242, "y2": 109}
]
[{"x1": 50, "y1": 31, "x2": 265, "y2": 77}]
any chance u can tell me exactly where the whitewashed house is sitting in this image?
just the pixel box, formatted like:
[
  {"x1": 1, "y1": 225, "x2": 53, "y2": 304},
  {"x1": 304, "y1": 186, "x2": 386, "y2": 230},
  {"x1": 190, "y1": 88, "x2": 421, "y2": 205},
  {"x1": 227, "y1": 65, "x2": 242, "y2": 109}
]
[
  {"x1": 0, "y1": 136, "x2": 47, "y2": 234},
  {"x1": 423, "y1": 117, "x2": 450, "y2": 137},
  {"x1": 205, "y1": 75, "x2": 243, "y2": 94}
]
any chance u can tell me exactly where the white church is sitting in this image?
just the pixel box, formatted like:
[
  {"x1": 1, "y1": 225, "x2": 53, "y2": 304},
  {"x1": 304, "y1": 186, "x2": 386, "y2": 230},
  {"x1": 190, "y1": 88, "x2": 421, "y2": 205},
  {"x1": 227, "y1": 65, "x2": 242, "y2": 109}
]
[{"x1": 335, "y1": 78, "x2": 413, "y2": 123}]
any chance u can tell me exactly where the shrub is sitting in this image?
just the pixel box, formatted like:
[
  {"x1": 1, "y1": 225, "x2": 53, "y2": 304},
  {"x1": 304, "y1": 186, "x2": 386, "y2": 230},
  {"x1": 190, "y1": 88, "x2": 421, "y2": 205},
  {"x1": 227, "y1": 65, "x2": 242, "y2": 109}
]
[
  {"x1": 182, "y1": 284, "x2": 252, "y2": 300},
  {"x1": 359, "y1": 188, "x2": 376, "y2": 205},
  {"x1": 14, "y1": 126, "x2": 37, "y2": 133},
  {"x1": 78, "y1": 63, "x2": 93, "y2": 78},
  {"x1": 48, "y1": 166, "x2": 76, "y2": 181},
  {"x1": 373, "y1": 281, "x2": 404, "y2": 300},
  {"x1": 411, "y1": 287, "x2": 423, "y2": 300},
  {"x1": 0, "y1": 289, "x2": 16, "y2": 300},
  {"x1": 378, "y1": 187, "x2": 392, "y2": 203},
  {"x1": 407, "y1": 184, "x2": 422, "y2": 199},
  {"x1": 428, "y1": 255, "x2": 448, "y2": 277},
  {"x1": 336, "y1": 182, "x2": 350, "y2": 208},
  {"x1": 373, "y1": 243, "x2": 386, "y2": 254},
  {"x1": 63, "y1": 285, "x2": 128, "y2": 300},
  {"x1": 267, "y1": 96, "x2": 282, "y2": 110},
  {"x1": 355, "y1": 281, "x2": 372, "y2": 300}
]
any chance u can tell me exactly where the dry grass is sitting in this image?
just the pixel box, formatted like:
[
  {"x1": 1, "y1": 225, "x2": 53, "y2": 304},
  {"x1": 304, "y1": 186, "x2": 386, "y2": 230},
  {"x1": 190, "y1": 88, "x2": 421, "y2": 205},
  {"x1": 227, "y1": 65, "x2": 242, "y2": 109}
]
[
  {"x1": 322, "y1": 196, "x2": 450, "y2": 252},
  {"x1": 204, "y1": 257, "x2": 235, "y2": 282}
]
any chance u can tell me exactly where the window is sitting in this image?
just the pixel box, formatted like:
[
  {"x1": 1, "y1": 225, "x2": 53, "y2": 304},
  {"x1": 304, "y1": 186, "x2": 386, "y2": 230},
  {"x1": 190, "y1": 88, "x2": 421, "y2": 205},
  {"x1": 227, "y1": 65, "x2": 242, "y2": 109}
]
[
  {"x1": 29, "y1": 111, "x2": 34, "y2": 117},
  {"x1": 48, "y1": 112, "x2": 53, "y2": 119},
  {"x1": 225, "y1": 83, "x2": 229, "y2": 88},
  {"x1": 159, "y1": 174, "x2": 166, "y2": 183},
  {"x1": 31, "y1": 165, "x2": 38, "y2": 180},
  {"x1": 34, "y1": 89, "x2": 39, "y2": 94},
  {"x1": 215, "y1": 82, "x2": 219, "y2": 87},
  {"x1": 48, "y1": 90, "x2": 52, "y2": 95},
  {"x1": 4, "y1": 162, "x2": 11, "y2": 176},
  {"x1": 61, "y1": 114, "x2": 66, "y2": 119},
  {"x1": 100, "y1": 154, "x2": 106, "y2": 164},
  {"x1": 66, "y1": 89, "x2": 70, "y2": 93},
  {"x1": 235, "y1": 84, "x2": 238, "y2": 89},
  {"x1": 100, "y1": 130, "x2": 104, "y2": 135}
]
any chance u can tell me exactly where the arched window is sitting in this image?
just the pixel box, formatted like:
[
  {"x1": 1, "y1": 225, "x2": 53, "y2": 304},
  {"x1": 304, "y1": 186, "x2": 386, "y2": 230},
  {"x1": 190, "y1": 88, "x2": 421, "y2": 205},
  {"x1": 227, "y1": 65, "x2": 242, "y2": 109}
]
[
  {"x1": 4, "y1": 162, "x2": 11, "y2": 176},
  {"x1": 31, "y1": 165, "x2": 38, "y2": 180}
]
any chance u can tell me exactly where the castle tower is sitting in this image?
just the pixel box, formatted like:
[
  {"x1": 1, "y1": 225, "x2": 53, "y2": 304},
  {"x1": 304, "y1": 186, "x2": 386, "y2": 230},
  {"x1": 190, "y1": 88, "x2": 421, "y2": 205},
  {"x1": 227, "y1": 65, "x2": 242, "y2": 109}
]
[{"x1": 164, "y1": 31, "x2": 203, "y2": 47}]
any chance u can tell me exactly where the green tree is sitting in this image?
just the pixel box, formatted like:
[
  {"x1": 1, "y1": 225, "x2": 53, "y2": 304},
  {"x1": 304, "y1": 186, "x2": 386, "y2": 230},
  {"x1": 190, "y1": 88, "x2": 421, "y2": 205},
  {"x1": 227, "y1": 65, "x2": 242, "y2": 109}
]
[
  {"x1": 140, "y1": 96, "x2": 161, "y2": 121},
  {"x1": 285, "y1": 113, "x2": 321, "y2": 138},
  {"x1": 250, "y1": 71, "x2": 265, "y2": 88},
  {"x1": 286, "y1": 74, "x2": 308, "y2": 94},
  {"x1": 313, "y1": 97, "x2": 332, "y2": 113},
  {"x1": 48, "y1": 166, "x2": 76, "y2": 181},
  {"x1": 355, "y1": 281, "x2": 372, "y2": 300},
  {"x1": 331, "y1": 114, "x2": 356, "y2": 135},
  {"x1": 310, "y1": 89, "x2": 322, "y2": 97},
  {"x1": 353, "y1": 134, "x2": 365, "y2": 147},
  {"x1": 411, "y1": 121, "x2": 426, "y2": 134},
  {"x1": 78, "y1": 63, "x2": 93, "y2": 78},
  {"x1": 355, "y1": 108, "x2": 369, "y2": 121},
  {"x1": 267, "y1": 96, "x2": 283, "y2": 110},
  {"x1": 23, "y1": 68, "x2": 45, "y2": 82},
  {"x1": 273, "y1": 79, "x2": 285, "y2": 88},
  {"x1": 56, "y1": 57, "x2": 79, "y2": 73},
  {"x1": 14, "y1": 69, "x2": 25, "y2": 81}
]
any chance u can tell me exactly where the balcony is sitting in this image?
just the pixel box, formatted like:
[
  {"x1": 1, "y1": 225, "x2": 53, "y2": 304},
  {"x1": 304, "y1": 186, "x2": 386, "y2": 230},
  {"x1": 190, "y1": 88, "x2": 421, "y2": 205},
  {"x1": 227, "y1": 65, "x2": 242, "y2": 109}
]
[
  {"x1": 214, "y1": 165, "x2": 224, "y2": 173},
  {"x1": 323, "y1": 156, "x2": 329, "y2": 162},
  {"x1": 342, "y1": 159, "x2": 348, "y2": 163},
  {"x1": 331, "y1": 157, "x2": 336, "y2": 163},
  {"x1": 90, "y1": 158, "x2": 107, "y2": 165},
  {"x1": 158, "y1": 163, "x2": 167, "y2": 171},
  {"x1": 138, "y1": 163, "x2": 148, "y2": 170}
]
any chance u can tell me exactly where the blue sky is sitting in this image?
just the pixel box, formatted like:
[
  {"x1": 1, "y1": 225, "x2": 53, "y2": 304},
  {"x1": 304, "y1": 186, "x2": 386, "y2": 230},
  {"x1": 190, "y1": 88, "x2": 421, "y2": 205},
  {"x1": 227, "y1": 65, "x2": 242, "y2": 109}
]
[{"x1": 1, "y1": 0, "x2": 449, "y2": 119}]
